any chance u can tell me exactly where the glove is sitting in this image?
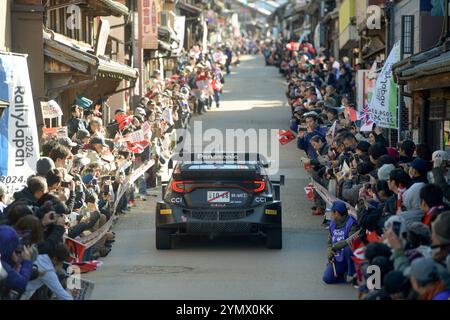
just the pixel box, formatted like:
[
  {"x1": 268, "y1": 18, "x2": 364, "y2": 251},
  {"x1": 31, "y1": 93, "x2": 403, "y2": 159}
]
[{"x1": 328, "y1": 250, "x2": 336, "y2": 262}]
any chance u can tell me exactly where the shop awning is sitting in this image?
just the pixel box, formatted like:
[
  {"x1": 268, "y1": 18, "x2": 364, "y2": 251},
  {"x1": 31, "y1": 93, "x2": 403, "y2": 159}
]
[
  {"x1": 214, "y1": 0, "x2": 225, "y2": 10},
  {"x1": 44, "y1": 29, "x2": 137, "y2": 81},
  {"x1": 391, "y1": 45, "x2": 450, "y2": 91},
  {"x1": 98, "y1": 56, "x2": 138, "y2": 80},
  {"x1": 86, "y1": 0, "x2": 129, "y2": 17},
  {"x1": 44, "y1": 31, "x2": 98, "y2": 75},
  {"x1": 158, "y1": 26, "x2": 179, "y2": 45},
  {"x1": 394, "y1": 46, "x2": 449, "y2": 82},
  {"x1": 158, "y1": 40, "x2": 173, "y2": 53},
  {"x1": 283, "y1": 3, "x2": 296, "y2": 18},
  {"x1": 177, "y1": 1, "x2": 202, "y2": 16},
  {"x1": 43, "y1": 28, "x2": 137, "y2": 99}
]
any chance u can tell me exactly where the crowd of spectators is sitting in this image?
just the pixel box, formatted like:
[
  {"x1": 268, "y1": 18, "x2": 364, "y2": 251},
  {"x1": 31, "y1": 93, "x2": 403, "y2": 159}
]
[
  {"x1": 0, "y1": 43, "x2": 234, "y2": 300},
  {"x1": 266, "y1": 38, "x2": 450, "y2": 300}
]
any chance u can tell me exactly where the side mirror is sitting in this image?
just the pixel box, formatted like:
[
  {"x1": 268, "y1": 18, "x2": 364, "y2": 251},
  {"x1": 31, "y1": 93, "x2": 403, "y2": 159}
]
[{"x1": 280, "y1": 175, "x2": 285, "y2": 186}]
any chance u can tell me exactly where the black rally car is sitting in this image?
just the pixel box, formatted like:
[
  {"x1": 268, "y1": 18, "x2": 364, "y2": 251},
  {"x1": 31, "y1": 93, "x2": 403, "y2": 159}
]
[{"x1": 155, "y1": 153, "x2": 284, "y2": 250}]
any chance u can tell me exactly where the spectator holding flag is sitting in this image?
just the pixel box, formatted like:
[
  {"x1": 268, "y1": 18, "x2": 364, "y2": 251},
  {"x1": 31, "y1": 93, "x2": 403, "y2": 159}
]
[{"x1": 323, "y1": 200, "x2": 359, "y2": 284}]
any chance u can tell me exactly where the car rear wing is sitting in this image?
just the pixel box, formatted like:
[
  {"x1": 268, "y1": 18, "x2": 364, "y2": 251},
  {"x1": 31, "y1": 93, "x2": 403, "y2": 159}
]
[{"x1": 168, "y1": 152, "x2": 270, "y2": 168}]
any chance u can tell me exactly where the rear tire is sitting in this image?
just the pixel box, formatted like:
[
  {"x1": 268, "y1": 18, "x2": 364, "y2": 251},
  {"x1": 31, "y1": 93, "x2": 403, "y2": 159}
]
[
  {"x1": 156, "y1": 228, "x2": 172, "y2": 250},
  {"x1": 266, "y1": 227, "x2": 282, "y2": 249}
]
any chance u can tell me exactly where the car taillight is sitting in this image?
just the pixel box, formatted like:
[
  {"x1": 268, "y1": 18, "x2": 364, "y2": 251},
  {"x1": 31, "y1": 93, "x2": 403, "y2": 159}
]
[
  {"x1": 253, "y1": 180, "x2": 266, "y2": 193},
  {"x1": 170, "y1": 180, "x2": 193, "y2": 193}
]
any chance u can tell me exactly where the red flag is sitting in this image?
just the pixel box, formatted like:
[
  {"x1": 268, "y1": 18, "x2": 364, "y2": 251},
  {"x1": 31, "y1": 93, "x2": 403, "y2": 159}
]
[
  {"x1": 279, "y1": 129, "x2": 296, "y2": 145},
  {"x1": 127, "y1": 140, "x2": 150, "y2": 154},
  {"x1": 65, "y1": 238, "x2": 87, "y2": 264},
  {"x1": 115, "y1": 114, "x2": 134, "y2": 130},
  {"x1": 304, "y1": 183, "x2": 315, "y2": 202}
]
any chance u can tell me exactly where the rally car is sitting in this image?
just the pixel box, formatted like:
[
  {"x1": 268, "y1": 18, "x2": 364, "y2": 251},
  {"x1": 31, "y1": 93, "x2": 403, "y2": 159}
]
[{"x1": 155, "y1": 153, "x2": 284, "y2": 250}]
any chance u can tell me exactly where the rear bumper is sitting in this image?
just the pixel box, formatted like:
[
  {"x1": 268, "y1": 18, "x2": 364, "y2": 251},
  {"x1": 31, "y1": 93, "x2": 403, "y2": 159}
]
[{"x1": 155, "y1": 202, "x2": 281, "y2": 234}]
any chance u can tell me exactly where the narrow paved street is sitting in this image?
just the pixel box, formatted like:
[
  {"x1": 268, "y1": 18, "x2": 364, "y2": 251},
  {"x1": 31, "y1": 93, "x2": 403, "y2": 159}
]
[{"x1": 86, "y1": 56, "x2": 356, "y2": 300}]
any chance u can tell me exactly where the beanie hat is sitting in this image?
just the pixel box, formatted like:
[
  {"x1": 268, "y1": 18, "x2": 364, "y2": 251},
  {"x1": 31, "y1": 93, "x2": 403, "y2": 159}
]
[
  {"x1": 76, "y1": 129, "x2": 91, "y2": 141},
  {"x1": 356, "y1": 141, "x2": 371, "y2": 153},
  {"x1": 432, "y1": 211, "x2": 450, "y2": 245},
  {"x1": 378, "y1": 164, "x2": 396, "y2": 181},
  {"x1": 432, "y1": 150, "x2": 449, "y2": 168},
  {"x1": 36, "y1": 157, "x2": 55, "y2": 177},
  {"x1": 0, "y1": 225, "x2": 20, "y2": 262},
  {"x1": 384, "y1": 271, "x2": 410, "y2": 295},
  {"x1": 331, "y1": 200, "x2": 348, "y2": 215}
]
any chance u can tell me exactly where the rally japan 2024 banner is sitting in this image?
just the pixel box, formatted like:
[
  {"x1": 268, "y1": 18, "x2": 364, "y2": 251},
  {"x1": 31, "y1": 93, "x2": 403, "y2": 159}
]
[
  {"x1": 369, "y1": 41, "x2": 401, "y2": 129},
  {"x1": 0, "y1": 53, "x2": 40, "y2": 194}
]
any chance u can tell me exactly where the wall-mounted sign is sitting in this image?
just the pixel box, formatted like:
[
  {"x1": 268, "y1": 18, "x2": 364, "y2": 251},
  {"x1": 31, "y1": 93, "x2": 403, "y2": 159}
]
[
  {"x1": 95, "y1": 18, "x2": 111, "y2": 56},
  {"x1": 141, "y1": 0, "x2": 159, "y2": 49}
]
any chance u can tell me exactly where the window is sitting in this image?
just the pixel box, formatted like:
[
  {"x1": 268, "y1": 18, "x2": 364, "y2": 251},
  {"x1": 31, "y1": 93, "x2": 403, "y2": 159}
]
[
  {"x1": 45, "y1": 0, "x2": 94, "y2": 45},
  {"x1": 401, "y1": 15, "x2": 414, "y2": 56}
]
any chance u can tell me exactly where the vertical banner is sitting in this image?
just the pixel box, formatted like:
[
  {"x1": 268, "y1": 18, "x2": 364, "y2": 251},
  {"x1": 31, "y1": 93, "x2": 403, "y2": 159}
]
[
  {"x1": 0, "y1": 53, "x2": 40, "y2": 195},
  {"x1": 174, "y1": 16, "x2": 186, "y2": 55},
  {"x1": 202, "y1": 19, "x2": 208, "y2": 53},
  {"x1": 141, "y1": 0, "x2": 159, "y2": 49},
  {"x1": 356, "y1": 70, "x2": 369, "y2": 111},
  {"x1": 368, "y1": 41, "x2": 401, "y2": 128}
]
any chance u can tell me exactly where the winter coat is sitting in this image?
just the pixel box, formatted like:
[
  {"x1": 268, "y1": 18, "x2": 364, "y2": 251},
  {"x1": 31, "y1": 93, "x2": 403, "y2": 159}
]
[
  {"x1": 383, "y1": 195, "x2": 397, "y2": 217},
  {"x1": 20, "y1": 254, "x2": 73, "y2": 300},
  {"x1": 336, "y1": 72, "x2": 352, "y2": 96},
  {"x1": 297, "y1": 126, "x2": 327, "y2": 160},
  {"x1": 341, "y1": 175, "x2": 370, "y2": 206},
  {"x1": 12, "y1": 187, "x2": 36, "y2": 203},
  {"x1": 37, "y1": 224, "x2": 65, "y2": 256},
  {"x1": 403, "y1": 179, "x2": 427, "y2": 211},
  {"x1": 67, "y1": 118, "x2": 88, "y2": 138}
]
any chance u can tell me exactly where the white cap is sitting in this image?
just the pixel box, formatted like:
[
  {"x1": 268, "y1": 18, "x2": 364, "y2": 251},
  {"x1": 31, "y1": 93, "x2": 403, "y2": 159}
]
[{"x1": 432, "y1": 150, "x2": 449, "y2": 168}]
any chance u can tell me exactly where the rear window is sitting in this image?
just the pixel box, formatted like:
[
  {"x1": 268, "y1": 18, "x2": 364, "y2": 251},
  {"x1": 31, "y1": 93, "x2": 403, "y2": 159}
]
[
  {"x1": 174, "y1": 163, "x2": 261, "y2": 181},
  {"x1": 182, "y1": 164, "x2": 256, "y2": 170}
]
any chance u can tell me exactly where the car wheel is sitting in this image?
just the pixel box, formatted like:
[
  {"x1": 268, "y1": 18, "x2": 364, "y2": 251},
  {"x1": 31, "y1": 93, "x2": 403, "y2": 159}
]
[
  {"x1": 156, "y1": 228, "x2": 172, "y2": 250},
  {"x1": 266, "y1": 227, "x2": 282, "y2": 249}
]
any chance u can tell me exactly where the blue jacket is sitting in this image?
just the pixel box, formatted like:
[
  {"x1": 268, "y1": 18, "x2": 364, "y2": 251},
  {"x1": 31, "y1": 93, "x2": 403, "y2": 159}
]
[
  {"x1": 297, "y1": 126, "x2": 327, "y2": 160},
  {"x1": 0, "y1": 225, "x2": 33, "y2": 293}
]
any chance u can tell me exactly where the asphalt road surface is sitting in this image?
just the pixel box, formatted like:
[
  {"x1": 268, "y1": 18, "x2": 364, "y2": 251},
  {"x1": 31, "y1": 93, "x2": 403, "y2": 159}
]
[{"x1": 86, "y1": 55, "x2": 356, "y2": 300}]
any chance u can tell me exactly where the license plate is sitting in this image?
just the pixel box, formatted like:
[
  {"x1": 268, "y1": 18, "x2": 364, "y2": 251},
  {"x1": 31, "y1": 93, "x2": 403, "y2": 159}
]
[{"x1": 207, "y1": 191, "x2": 230, "y2": 203}]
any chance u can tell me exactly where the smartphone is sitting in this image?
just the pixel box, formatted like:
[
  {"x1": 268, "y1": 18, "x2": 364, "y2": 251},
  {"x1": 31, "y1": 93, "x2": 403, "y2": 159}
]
[
  {"x1": 18, "y1": 231, "x2": 32, "y2": 248},
  {"x1": 61, "y1": 181, "x2": 71, "y2": 188},
  {"x1": 298, "y1": 125, "x2": 307, "y2": 132},
  {"x1": 392, "y1": 221, "x2": 402, "y2": 237}
]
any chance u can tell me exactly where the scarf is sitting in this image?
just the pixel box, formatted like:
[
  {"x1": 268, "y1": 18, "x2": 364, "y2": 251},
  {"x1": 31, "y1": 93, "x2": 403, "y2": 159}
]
[
  {"x1": 423, "y1": 205, "x2": 444, "y2": 226},
  {"x1": 420, "y1": 281, "x2": 447, "y2": 300},
  {"x1": 396, "y1": 184, "x2": 407, "y2": 214}
]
